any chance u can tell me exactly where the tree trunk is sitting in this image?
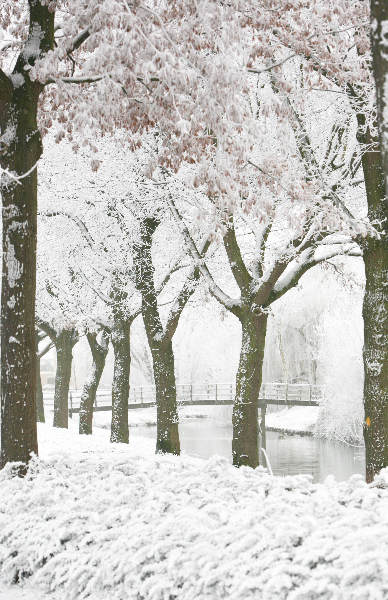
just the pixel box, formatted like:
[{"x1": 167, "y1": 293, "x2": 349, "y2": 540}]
[
  {"x1": 364, "y1": 0, "x2": 388, "y2": 482},
  {"x1": 36, "y1": 355, "x2": 45, "y2": 423},
  {"x1": 151, "y1": 340, "x2": 180, "y2": 455},
  {"x1": 79, "y1": 332, "x2": 109, "y2": 435},
  {"x1": 134, "y1": 217, "x2": 181, "y2": 456},
  {"x1": 0, "y1": 103, "x2": 41, "y2": 470},
  {"x1": 357, "y1": 122, "x2": 388, "y2": 482},
  {"x1": 363, "y1": 237, "x2": 388, "y2": 482},
  {"x1": 232, "y1": 313, "x2": 268, "y2": 468},
  {"x1": 0, "y1": 1, "x2": 54, "y2": 473},
  {"x1": 370, "y1": 0, "x2": 388, "y2": 196},
  {"x1": 110, "y1": 320, "x2": 130, "y2": 444},
  {"x1": 53, "y1": 330, "x2": 75, "y2": 429}
]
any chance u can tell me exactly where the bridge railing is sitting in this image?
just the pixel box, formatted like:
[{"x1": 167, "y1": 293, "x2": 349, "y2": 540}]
[{"x1": 43, "y1": 382, "x2": 324, "y2": 415}]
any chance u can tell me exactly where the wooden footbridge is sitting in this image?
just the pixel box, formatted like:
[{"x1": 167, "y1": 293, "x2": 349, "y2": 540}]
[{"x1": 61, "y1": 382, "x2": 324, "y2": 417}]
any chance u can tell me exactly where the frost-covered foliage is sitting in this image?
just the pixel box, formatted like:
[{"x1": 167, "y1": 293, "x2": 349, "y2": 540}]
[
  {"x1": 0, "y1": 423, "x2": 388, "y2": 600},
  {"x1": 37, "y1": 134, "x2": 208, "y2": 333},
  {"x1": 0, "y1": 0, "x2": 374, "y2": 216}
]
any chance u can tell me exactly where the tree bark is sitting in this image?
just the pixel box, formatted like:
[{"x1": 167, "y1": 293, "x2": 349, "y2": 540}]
[
  {"x1": 360, "y1": 144, "x2": 388, "y2": 482},
  {"x1": 355, "y1": 118, "x2": 388, "y2": 482},
  {"x1": 363, "y1": 236, "x2": 388, "y2": 482},
  {"x1": 135, "y1": 217, "x2": 181, "y2": 455},
  {"x1": 365, "y1": 0, "x2": 388, "y2": 482},
  {"x1": 79, "y1": 332, "x2": 109, "y2": 435},
  {"x1": 53, "y1": 330, "x2": 76, "y2": 429},
  {"x1": 0, "y1": 3, "x2": 54, "y2": 472},
  {"x1": 36, "y1": 354, "x2": 45, "y2": 424},
  {"x1": 232, "y1": 312, "x2": 268, "y2": 468},
  {"x1": 110, "y1": 320, "x2": 130, "y2": 444},
  {"x1": 370, "y1": 0, "x2": 388, "y2": 196},
  {"x1": 150, "y1": 340, "x2": 180, "y2": 455},
  {"x1": 0, "y1": 98, "x2": 41, "y2": 469}
]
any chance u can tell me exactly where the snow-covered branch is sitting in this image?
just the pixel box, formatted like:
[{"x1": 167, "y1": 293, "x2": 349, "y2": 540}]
[
  {"x1": 39, "y1": 211, "x2": 95, "y2": 251},
  {"x1": 268, "y1": 244, "x2": 362, "y2": 305},
  {"x1": 223, "y1": 219, "x2": 252, "y2": 293},
  {"x1": 167, "y1": 196, "x2": 241, "y2": 313}
]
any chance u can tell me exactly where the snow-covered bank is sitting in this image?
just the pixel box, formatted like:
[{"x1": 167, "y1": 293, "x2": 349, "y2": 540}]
[
  {"x1": 90, "y1": 404, "x2": 320, "y2": 436},
  {"x1": 266, "y1": 406, "x2": 319, "y2": 436},
  {"x1": 0, "y1": 423, "x2": 387, "y2": 599}
]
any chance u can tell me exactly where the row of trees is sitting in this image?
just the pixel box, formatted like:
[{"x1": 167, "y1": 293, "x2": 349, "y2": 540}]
[
  {"x1": 35, "y1": 129, "x2": 359, "y2": 468},
  {"x1": 0, "y1": 1, "x2": 387, "y2": 481}
]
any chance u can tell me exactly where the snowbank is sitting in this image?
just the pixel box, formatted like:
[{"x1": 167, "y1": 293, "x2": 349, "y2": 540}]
[
  {"x1": 266, "y1": 406, "x2": 319, "y2": 435},
  {"x1": 0, "y1": 423, "x2": 387, "y2": 600}
]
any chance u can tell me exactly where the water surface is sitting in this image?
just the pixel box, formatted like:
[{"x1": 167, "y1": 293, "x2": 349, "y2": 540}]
[{"x1": 133, "y1": 419, "x2": 365, "y2": 483}]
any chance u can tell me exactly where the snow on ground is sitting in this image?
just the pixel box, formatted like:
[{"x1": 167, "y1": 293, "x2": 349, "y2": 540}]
[
  {"x1": 266, "y1": 406, "x2": 319, "y2": 435},
  {"x1": 91, "y1": 404, "x2": 319, "y2": 436},
  {"x1": 0, "y1": 583, "x2": 51, "y2": 599},
  {"x1": 1, "y1": 422, "x2": 388, "y2": 600}
]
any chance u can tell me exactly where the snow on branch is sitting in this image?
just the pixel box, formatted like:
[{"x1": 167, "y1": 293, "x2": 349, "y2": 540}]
[
  {"x1": 1, "y1": 162, "x2": 39, "y2": 185},
  {"x1": 39, "y1": 210, "x2": 95, "y2": 251},
  {"x1": 167, "y1": 195, "x2": 241, "y2": 313},
  {"x1": 268, "y1": 243, "x2": 362, "y2": 305}
]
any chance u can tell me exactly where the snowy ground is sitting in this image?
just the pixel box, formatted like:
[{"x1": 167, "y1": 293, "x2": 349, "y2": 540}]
[
  {"x1": 89, "y1": 403, "x2": 319, "y2": 435},
  {"x1": 266, "y1": 406, "x2": 319, "y2": 435},
  {"x1": 1, "y1": 422, "x2": 387, "y2": 600}
]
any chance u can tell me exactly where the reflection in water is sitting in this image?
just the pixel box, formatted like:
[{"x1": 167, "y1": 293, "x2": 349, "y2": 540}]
[{"x1": 133, "y1": 420, "x2": 365, "y2": 483}]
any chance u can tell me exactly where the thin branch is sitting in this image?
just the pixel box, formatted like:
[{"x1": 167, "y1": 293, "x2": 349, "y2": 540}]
[
  {"x1": 36, "y1": 318, "x2": 57, "y2": 341},
  {"x1": 248, "y1": 23, "x2": 368, "y2": 76},
  {"x1": 45, "y1": 74, "x2": 105, "y2": 85},
  {"x1": 67, "y1": 27, "x2": 90, "y2": 54},
  {"x1": 76, "y1": 266, "x2": 113, "y2": 307},
  {"x1": 164, "y1": 236, "x2": 211, "y2": 341},
  {"x1": 167, "y1": 196, "x2": 240, "y2": 313},
  {"x1": 37, "y1": 340, "x2": 54, "y2": 359},
  {"x1": 39, "y1": 210, "x2": 95, "y2": 251},
  {"x1": 267, "y1": 244, "x2": 362, "y2": 305},
  {"x1": 1, "y1": 161, "x2": 39, "y2": 185}
]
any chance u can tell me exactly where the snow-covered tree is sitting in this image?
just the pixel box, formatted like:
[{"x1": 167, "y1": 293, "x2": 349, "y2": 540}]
[
  {"x1": 245, "y1": 0, "x2": 386, "y2": 481},
  {"x1": 35, "y1": 232, "x2": 81, "y2": 429},
  {"x1": 0, "y1": 0, "x2": 253, "y2": 469},
  {"x1": 169, "y1": 75, "x2": 364, "y2": 468},
  {"x1": 134, "y1": 213, "x2": 210, "y2": 455}
]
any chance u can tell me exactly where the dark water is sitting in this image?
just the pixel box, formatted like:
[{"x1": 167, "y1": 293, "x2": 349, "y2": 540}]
[{"x1": 133, "y1": 420, "x2": 365, "y2": 483}]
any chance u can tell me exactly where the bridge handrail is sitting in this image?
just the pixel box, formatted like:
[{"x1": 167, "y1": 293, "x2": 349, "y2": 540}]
[{"x1": 41, "y1": 381, "x2": 325, "y2": 414}]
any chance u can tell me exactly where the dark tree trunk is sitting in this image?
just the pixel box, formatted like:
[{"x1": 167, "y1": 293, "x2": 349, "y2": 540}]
[
  {"x1": 0, "y1": 3, "x2": 54, "y2": 472},
  {"x1": 363, "y1": 236, "x2": 388, "y2": 482},
  {"x1": 361, "y1": 145, "x2": 388, "y2": 482},
  {"x1": 150, "y1": 340, "x2": 180, "y2": 455},
  {"x1": 79, "y1": 332, "x2": 109, "y2": 435},
  {"x1": 232, "y1": 313, "x2": 267, "y2": 468},
  {"x1": 0, "y1": 99, "x2": 41, "y2": 469},
  {"x1": 370, "y1": 0, "x2": 388, "y2": 195},
  {"x1": 356, "y1": 121, "x2": 388, "y2": 482},
  {"x1": 134, "y1": 217, "x2": 181, "y2": 456},
  {"x1": 365, "y1": 0, "x2": 388, "y2": 482},
  {"x1": 110, "y1": 320, "x2": 130, "y2": 444},
  {"x1": 53, "y1": 330, "x2": 76, "y2": 429},
  {"x1": 36, "y1": 355, "x2": 45, "y2": 423}
]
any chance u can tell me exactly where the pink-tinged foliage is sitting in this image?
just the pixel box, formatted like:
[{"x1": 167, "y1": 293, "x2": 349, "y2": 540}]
[{"x1": 0, "y1": 1, "x2": 374, "y2": 216}]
